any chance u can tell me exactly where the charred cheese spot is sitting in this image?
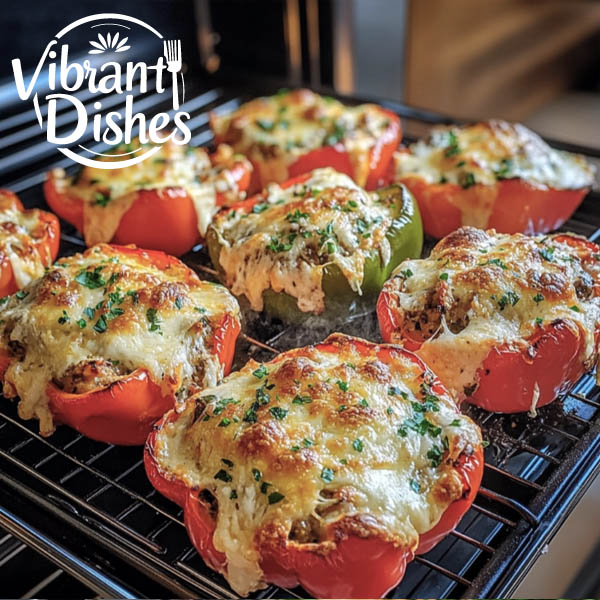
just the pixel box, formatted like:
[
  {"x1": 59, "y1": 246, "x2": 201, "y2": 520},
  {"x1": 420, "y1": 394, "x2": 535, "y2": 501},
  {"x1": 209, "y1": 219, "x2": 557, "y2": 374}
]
[
  {"x1": 0, "y1": 243, "x2": 240, "y2": 437},
  {"x1": 211, "y1": 89, "x2": 392, "y2": 186},
  {"x1": 0, "y1": 192, "x2": 55, "y2": 288},
  {"x1": 210, "y1": 168, "x2": 395, "y2": 313},
  {"x1": 384, "y1": 226, "x2": 600, "y2": 397},
  {"x1": 152, "y1": 333, "x2": 481, "y2": 596},
  {"x1": 394, "y1": 120, "x2": 595, "y2": 191},
  {"x1": 50, "y1": 138, "x2": 249, "y2": 245}
]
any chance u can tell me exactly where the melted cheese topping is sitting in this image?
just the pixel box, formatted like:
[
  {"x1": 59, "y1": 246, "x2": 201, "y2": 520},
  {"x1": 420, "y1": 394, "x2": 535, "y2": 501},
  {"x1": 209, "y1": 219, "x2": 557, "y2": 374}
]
[
  {"x1": 152, "y1": 333, "x2": 481, "y2": 595},
  {"x1": 0, "y1": 193, "x2": 55, "y2": 288},
  {"x1": 211, "y1": 89, "x2": 392, "y2": 186},
  {"x1": 0, "y1": 244, "x2": 240, "y2": 436},
  {"x1": 210, "y1": 168, "x2": 395, "y2": 314},
  {"x1": 383, "y1": 227, "x2": 600, "y2": 398},
  {"x1": 50, "y1": 139, "x2": 249, "y2": 245},
  {"x1": 394, "y1": 120, "x2": 595, "y2": 190}
]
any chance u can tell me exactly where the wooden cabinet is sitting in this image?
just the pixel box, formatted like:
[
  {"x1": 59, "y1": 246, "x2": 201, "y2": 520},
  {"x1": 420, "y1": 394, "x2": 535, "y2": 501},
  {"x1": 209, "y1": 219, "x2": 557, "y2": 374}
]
[{"x1": 404, "y1": 0, "x2": 600, "y2": 120}]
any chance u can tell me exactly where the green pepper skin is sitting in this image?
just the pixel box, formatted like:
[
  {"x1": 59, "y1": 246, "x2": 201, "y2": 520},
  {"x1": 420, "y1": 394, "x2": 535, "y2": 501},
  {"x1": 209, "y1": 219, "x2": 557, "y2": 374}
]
[{"x1": 206, "y1": 184, "x2": 422, "y2": 323}]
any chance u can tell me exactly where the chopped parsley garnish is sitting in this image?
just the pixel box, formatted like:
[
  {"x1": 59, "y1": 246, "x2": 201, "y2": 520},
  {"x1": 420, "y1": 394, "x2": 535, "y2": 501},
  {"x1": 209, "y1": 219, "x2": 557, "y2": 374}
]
[
  {"x1": 256, "y1": 118, "x2": 275, "y2": 131},
  {"x1": 219, "y1": 418, "x2": 231, "y2": 427},
  {"x1": 536, "y1": 317, "x2": 543, "y2": 326},
  {"x1": 494, "y1": 291, "x2": 520, "y2": 310},
  {"x1": 230, "y1": 490, "x2": 238, "y2": 500},
  {"x1": 400, "y1": 269, "x2": 413, "y2": 279},
  {"x1": 252, "y1": 203, "x2": 269, "y2": 214},
  {"x1": 410, "y1": 478, "x2": 421, "y2": 493},
  {"x1": 444, "y1": 131, "x2": 461, "y2": 158},
  {"x1": 460, "y1": 172, "x2": 476, "y2": 189},
  {"x1": 352, "y1": 439, "x2": 364, "y2": 452},
  {"x1": 302, "y1": 438, "x2": 314, "y2": 447},
  {"x1": 388, "y1": 386, "x2": 407, "y2": 397},
  {"x1": 403, "y1": 413, "x2": 442, "y2": 437},
  {"x1": 292, "y1": 394, "x2": 312, "y2": 405},
  {"x1": 286, "y1": 209, "x2": 309, "y2": 223},
  {"x1": 57, "y1": 310, "x2": 70, "y2": 324},
  {"x1": 533, "y1": 293, "x2": 544, "y2": 303},
  {"x1": 76, "y1": 318, "x2": 86, "y2": 328},
  {"x1": 214, "y1": 469, "x2": 232, "y2": 482},
  {"x1": 355, "y1": 218, "x2": 370, "y2": 236},
  {"x1": 485, "y1": 258, "x2": 508, "y2": 270},
  {"x1": 253, "y1": 365, "x2": 268, "y2": 379},
  {"x1": 326, "y1": 122, "x2": 346, "y2": 146},
  {"x1": 221, "y1": 458, "x2": 234, "y2": 468},
  {"x1": 267, "y1": 236, "x2": 293, "y2": 253},
  {"x1": 252, "y1": 468, "x2": 262, "y2": 481},
  {"x1": 94, "y1": 192, "x2": 111, "y2": 207},
  {"x1": 439, "y1": 272, "x2": 449, "y2": 281},
  {"x1": 338, "y1": 405, "x2": 348, "y2": 412},
  {"x1": 291, "y1": 445, "x2": 300, "y2": 452},
  {"x1": 336, "y1": 380, "x2": 348, "y2": 392},
  {"x1": 427, "y1": 445, "x2": 443, "y2": 468},
  {"x1": 359, "y1": 398, "x2": 369, "y2": 408},
  {"x1": 93, "y1": 315, "x2": 108, "y2": 334},
  {"x1": 146, "y1": 308, "x2": 162, "y2": 334},
  {"x1": 174, "y1": 296, "x2": 183, "y2": 310},
  {"x1": 260, "y1": 481, "x2": 271, "y2": 494},
  {"x1": 450, "y1": 419, "x2": 461, "y2": 426},
  {"x1": 569, "y1": 305, "x2": 581, "y2": 312},
  {"x1": 256, "y1": 382, "x2": 272, "y2": 405},
  {"x1": 15, "y1": 290, "x2": 28, "y2": 300},
  {"x1": 539, "y1": 246, "x2": 555, "y2": 262},
  {"x1": 268, "y1": 492, "x2": 285, "y2": 504},
  {"x1": 126, "y1": 290, "x2": 139, "y2": 304},
  {"x1": 243, "y1": 408, "x2": 257, "y2": 423},
  {"x1": 495, "y1": 158, "x2": 513, "y2": 180},
  {"x1": 75, "y1": 266, "x2": 106, "y2": 289},
  {"x1": 269, "y1": 406, "x2": 288, "y2": 420},
  {"x1": 0, "y1": 297, "x2": 9, "y2": 305},
  {"x1": 320, "y1": 467, "x2": 334, "y2": 483}
]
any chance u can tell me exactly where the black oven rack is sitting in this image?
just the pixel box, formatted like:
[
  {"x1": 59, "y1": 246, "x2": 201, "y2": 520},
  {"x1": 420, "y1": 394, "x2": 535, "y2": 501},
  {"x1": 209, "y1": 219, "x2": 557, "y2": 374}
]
[{"x1": 0, "y1": 80, "x2": 599, "y2": 599}]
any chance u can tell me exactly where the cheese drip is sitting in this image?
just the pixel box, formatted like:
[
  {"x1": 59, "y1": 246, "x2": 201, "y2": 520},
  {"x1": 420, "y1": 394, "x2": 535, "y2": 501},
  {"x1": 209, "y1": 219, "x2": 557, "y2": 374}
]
[
  {"x1": 53, "y1": 138, "x2": 246, "y2": 246},
  {"x1": 212, "y1": 168, "x2": 394, "y2": 313},
  {"x1": 0, "y1": 244, "x2": 240, "y2": 436},
  {"x1": 152, "y1": 334, "x2": 482, "y2": 595}
]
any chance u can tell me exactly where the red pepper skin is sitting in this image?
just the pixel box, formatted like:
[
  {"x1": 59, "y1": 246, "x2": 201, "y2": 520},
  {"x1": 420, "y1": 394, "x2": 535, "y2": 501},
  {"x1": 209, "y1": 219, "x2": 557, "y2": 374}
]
[
  {"x1": 0, "y1": 245, "x2": 241, "y2": 445},
  {"x1": 469, "y1": 320, "x2": 588, "y2": 413},
  {"x1": 377, "y1": 234, "x2": 599, "y2": 413},
  {"x1": 0, "y1": 190, "x2": 60, "y2": 297},
  {"x1": 144, "y1": 336, "x2": 483, "y2": 598},
  {"x1": 43, "y1": 156, "x2": 251, "y2": 256},
  {"x1": 287, "y1": 109, "x2": 401, "y2": 191},
  {"x1": 397, "y1": 174, "x2": 589, "y2": 239},
  {"x1": 216, "y1": 107, "x2": 401, "y2": 193}
]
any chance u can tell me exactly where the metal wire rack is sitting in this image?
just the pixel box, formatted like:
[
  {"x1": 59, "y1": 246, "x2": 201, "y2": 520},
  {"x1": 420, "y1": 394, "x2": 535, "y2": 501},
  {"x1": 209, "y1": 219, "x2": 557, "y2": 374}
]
[{"x1": 0, "y1": 80, "x2": 599, "y2": 598}]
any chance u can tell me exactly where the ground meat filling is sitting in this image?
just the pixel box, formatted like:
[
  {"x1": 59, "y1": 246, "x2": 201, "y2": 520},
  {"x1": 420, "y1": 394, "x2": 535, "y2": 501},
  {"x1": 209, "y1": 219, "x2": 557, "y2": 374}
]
[{"x1": 57, "y1": 359, "x2": 129, "y2": 394}]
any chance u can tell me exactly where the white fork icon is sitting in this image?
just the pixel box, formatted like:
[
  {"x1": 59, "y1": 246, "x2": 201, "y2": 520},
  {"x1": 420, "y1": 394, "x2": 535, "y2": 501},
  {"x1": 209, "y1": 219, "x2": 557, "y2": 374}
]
[{"x1": 163, "y1": 39, "x2": 182, "y2": 110}]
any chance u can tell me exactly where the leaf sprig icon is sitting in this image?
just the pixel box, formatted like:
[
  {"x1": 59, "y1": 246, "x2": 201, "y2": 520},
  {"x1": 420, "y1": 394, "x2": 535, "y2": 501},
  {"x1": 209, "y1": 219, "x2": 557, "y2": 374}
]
[{"x1": 88, "y1": 32, "x2": 130, "y2": 55}]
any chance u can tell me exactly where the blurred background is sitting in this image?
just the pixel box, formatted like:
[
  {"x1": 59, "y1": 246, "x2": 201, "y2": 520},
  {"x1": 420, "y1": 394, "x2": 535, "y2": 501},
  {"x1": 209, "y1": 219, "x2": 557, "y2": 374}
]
[
  {"x1": 0, "y1": 0, "x2": 599, "y2": 597},
  {"x1": 2, "y1": 0, "x2": 600, "y2": 148}
]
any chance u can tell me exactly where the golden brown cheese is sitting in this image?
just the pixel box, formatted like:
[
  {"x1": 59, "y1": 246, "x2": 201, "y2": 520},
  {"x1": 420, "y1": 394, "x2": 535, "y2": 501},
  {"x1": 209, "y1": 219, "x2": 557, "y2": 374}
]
[
  {"x1": 0, "y1": 194, "x2": 55, "y2": 288},
  {"x1": 0, "y1": 244, "x2": 240, "y2": 436},
  {"x1": 211, "y1": 89, "x2": 392, "y2": 186},
  {"x1": 394, "y1": 120, "x2": 595, "y2": 191},
  {"x1": 384, "y1": 227, "x2": 600, "y2": 397},
  {"x1": 152, "y1": 333, "x2": 481, "y2": 595},
  {"x1": 210, "y1": 168, "x2": 394, "y2": 313},
  {"x1": 50, "y1": 139, "x2": 249, "y2": 245}
]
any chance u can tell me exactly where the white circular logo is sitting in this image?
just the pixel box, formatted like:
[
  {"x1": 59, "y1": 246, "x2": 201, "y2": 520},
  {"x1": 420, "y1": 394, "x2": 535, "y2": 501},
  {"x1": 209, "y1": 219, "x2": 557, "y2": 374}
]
[{"x1": 11, "y1": 13, "x2": 191, "y2": 169}]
